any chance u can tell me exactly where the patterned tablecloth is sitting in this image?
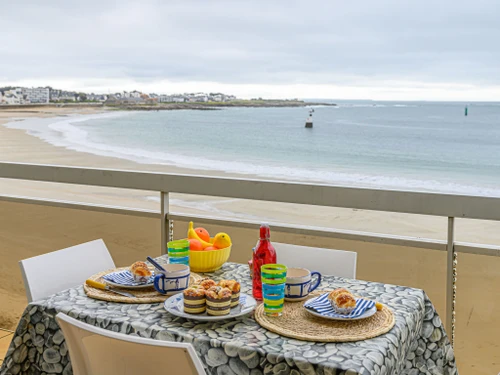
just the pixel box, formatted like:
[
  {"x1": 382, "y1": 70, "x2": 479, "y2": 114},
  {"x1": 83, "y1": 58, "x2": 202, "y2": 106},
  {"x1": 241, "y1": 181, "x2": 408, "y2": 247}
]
[{"x1": 1, "y1": 257, "x2": 458, "y2": 375}]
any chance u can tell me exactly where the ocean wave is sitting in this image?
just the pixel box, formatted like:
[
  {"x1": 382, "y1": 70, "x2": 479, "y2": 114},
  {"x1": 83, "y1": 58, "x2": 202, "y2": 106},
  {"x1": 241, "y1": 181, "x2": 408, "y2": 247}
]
[{"x1": 5, "y1": 112, "x2": 500, "y2": 198}]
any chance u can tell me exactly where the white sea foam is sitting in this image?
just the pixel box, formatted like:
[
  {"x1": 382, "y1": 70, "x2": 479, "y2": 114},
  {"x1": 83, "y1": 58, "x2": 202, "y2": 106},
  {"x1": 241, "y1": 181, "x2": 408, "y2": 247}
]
[
  {"x1": 5, "y1": 112, "x2": 500, "y2": 197},
  {"x1": 146, "y1": 196, "x2": 264, "y2": 220}
]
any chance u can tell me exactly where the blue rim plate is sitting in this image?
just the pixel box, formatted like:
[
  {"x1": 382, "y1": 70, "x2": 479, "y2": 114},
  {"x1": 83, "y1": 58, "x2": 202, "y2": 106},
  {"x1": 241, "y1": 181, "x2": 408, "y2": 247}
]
[
  {"x1": 304, "y1": 296, "x2": 377, "y2": 321},
  {"x1": 103, "y1": 270, "x2": 155, "y2": 290}
]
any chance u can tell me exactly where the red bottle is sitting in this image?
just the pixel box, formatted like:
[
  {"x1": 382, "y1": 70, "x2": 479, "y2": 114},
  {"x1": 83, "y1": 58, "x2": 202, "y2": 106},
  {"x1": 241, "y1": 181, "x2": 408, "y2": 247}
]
[{"x1": 252, "y1": 224, "x2": 277, "y2": 300}]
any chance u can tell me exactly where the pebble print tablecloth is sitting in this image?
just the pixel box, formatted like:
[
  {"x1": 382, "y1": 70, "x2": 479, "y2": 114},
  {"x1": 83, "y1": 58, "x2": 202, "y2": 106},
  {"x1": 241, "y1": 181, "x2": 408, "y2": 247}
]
[{"x1": 0, "y1": 256, "x2": 458, "y2": 375}]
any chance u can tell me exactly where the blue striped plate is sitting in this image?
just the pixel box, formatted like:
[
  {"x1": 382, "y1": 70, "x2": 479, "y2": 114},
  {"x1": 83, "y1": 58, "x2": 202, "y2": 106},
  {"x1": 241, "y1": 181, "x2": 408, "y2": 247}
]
[
  {"x1": 102, "y1": 270, "x2": 155, "y2": 289},
  {"x1": 304, "y1": 293, "x2": 377, "y2": 321}
]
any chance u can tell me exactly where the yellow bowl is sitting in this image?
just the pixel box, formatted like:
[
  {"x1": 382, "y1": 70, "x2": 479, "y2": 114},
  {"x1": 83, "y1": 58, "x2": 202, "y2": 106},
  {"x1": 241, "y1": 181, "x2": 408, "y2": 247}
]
[{"x1": 189, "y1": 245, "x2": 231, "y2": 273}]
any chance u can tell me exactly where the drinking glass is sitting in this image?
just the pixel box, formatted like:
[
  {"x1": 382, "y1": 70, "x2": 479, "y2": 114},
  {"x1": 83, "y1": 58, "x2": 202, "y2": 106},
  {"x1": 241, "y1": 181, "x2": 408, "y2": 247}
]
[
  {"x1": 167, "y1": 240, "x2": 190, "y2": 266},
  {"x1": 261, "y1": 264, "x2": 287, "y2": 316}
]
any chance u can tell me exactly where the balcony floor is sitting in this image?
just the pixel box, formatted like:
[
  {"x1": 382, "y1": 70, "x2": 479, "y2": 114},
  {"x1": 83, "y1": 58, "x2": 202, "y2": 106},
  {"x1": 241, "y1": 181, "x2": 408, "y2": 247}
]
[{"x1": 0, "y1": 329, "x2": 14, "y2": 366}]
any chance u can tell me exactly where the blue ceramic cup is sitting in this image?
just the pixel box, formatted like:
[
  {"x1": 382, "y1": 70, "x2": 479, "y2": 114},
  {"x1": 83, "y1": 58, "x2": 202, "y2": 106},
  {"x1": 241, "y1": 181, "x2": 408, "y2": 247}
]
[
  {"x1": 284, "y1": 267, "x2": 322, "y2": 301},
  {"x1": 153, "y1": 264, "x2": 190, "y2": 295}
]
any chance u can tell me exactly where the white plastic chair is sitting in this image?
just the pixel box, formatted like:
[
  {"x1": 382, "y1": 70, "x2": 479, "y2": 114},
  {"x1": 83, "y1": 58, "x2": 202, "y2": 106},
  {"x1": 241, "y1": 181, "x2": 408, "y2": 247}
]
[
  {"x1": 56, "y1": 313, "x2": 206, "y2": 375},
  {"x1": 274, "y1": 243, "x2": 357, "y2": 278},
  {"x1": 19, "y1": 239, "x2": 115, "y2": 302}
]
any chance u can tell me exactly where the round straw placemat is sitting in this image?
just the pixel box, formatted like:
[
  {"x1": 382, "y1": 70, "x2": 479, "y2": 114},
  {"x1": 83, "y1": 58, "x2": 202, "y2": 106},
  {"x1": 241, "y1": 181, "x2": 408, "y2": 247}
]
[
  {"x1": 84, "y1": 267, "x2": 203, "y2": 304},
  {"x1": 254, "y1": 291, "x2": 395, "y2": 342}
]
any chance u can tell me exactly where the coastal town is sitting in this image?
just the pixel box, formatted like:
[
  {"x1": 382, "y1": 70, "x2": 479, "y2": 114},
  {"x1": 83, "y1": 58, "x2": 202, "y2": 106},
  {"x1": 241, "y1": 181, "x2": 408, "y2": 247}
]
[{"x1": 0, "y1": 86, "x2": 238, "y2": 105}]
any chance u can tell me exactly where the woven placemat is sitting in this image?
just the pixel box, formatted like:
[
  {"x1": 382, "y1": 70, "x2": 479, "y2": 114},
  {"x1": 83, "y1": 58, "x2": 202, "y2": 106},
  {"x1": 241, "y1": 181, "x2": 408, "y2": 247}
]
[
  {"x1": 84, "y1": 267, "x2": 203, "y2": 304},
  {"x1": 254, "y1": 291, "x2": 395, "y2": 342}
]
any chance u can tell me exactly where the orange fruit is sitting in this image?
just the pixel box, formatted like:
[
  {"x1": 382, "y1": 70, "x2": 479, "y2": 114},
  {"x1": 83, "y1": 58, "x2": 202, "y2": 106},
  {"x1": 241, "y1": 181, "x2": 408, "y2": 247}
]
[
  {"x1": 195, "y1": 227, "x2": 210, "y2": 242},
  {"x1": 204, "y1": 246, "x2": 218, "y2": 251},
  {"x1": 188, "y1": 239, "x2": 203, "y2": 251}
]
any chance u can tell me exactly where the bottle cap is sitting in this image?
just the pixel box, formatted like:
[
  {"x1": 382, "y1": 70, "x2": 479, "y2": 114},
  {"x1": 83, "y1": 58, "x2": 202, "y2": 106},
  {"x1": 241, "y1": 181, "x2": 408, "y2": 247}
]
[{"x1": 259, "y1": 224, "x2": 270, "y2": 239}]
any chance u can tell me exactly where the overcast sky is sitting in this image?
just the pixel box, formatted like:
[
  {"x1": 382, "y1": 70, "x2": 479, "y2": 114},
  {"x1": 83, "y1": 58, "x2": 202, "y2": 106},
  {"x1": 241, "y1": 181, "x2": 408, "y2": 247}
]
[{"x1": 1, "y1": 0, "x2": 499, "y2": 100}]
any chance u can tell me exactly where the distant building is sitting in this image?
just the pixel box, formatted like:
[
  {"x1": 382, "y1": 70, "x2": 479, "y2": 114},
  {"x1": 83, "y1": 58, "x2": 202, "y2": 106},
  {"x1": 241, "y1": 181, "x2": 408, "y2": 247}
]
[
  {"x1": 159, "y1": 95, "x2": 185, "y2": 103},
  {"x1": 0, "y1": 88, "x2": 24, "y2": 105},
  {"x1": 50, "y1": 89, "x2": 77, "y2": 102},
  {"x1": 188, "y1": 94, "x2": 208, "y2": 103},
  {"x1": 87, "y1": 94, "x2": 108, "y2": 102},
  {"x1": 158, "y1": 95, "x2": 173, "y2": 102},
  {"x1": 22, "y1": 87, "x2": 49, "y2": 104}
]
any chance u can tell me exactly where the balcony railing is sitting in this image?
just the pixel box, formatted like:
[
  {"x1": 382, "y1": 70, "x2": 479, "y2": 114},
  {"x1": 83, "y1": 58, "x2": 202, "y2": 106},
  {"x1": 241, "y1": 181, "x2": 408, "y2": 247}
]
[{"x1": 1, "y1": 161, "x2": 500, "y2": 346}]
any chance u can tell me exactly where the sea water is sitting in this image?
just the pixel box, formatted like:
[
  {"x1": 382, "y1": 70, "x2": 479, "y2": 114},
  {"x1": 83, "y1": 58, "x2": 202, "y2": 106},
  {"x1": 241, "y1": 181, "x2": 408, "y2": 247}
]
[{"x1": 7, "y1": 101, "x2": 500, "y2": 196}]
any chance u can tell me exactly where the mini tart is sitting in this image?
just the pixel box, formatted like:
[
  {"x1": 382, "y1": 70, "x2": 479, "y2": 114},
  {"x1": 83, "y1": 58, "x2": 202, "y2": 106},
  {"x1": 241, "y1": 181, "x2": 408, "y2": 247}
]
[
  {"x1": 183, "y1": 286, "x2": 206, "y2": 314},
  {"x1": 205, "y1": 286, "x2": 231, "y2": 316},
  {"x1": 197, "y1": 278, "x2": 217, "y2": 290},
  {"x1": 218, "y1": 280, "x2": 241, "y2": 308}
]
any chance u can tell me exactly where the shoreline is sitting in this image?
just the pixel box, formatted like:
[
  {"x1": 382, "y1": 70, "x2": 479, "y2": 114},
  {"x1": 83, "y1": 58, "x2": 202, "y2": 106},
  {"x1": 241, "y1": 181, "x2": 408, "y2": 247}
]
[
  {"x1": 4, "y1": 108, "x2": 500, "y2": 198},
  {"x1": 0, "y1": 100, "x2": 336, "y2": 112}
]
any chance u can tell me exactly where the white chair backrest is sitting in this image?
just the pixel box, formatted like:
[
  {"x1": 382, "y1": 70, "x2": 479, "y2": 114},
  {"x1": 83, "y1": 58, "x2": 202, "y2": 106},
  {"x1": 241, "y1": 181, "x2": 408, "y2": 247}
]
[
  {"x1": 19, "y1": 239, "x2": 115, "y2": 302},
  {"x1": 56, "y1": 313, "x2": 206, "y2": 375},
  {"x1": 274, "y1": 243, "x2": 357, "y2": 278}
]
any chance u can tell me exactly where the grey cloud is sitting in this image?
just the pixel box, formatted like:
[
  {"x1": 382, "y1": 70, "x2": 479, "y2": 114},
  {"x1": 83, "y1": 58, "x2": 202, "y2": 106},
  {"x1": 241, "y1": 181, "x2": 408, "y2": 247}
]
[{"x1": 1, "y1": 0, "x2": 499, "y2": 86}]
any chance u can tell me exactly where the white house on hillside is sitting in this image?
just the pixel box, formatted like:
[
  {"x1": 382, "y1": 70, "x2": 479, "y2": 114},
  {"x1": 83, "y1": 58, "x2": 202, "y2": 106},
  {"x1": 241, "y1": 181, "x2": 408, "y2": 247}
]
[{"x1": 22, "y1": 87, "x2": 49, "y2": 104}]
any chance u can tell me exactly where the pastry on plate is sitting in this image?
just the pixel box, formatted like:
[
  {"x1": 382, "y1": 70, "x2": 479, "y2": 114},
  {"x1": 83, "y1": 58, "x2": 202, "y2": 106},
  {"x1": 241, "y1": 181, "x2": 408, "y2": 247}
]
[
  {"x1": 328, "y1": 288, "x2": 350, "y2": 300},
  {"x1": 183, "y1": 285, "x2": 206, "y2": 314},
  {"x1": 218, "y1": 280, "x2": 241, "y2": 308},
  {"x1": 130, "y1": 261, "x2": 152, "y2": 283},
  {"x1": 196, "y1": 278, "x2": 217, "y2": 290},
  {"x1": 328, "y1": 288, "x2": 356, "y2": 314},
  {"x1": 205, "y1": 286, "x2": 232, "y2": 316}
]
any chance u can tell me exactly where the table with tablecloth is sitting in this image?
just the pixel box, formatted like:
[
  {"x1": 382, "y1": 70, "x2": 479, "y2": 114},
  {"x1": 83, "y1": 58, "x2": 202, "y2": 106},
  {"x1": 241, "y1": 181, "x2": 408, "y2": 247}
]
[{"x1": 1, "y1": 257, "x2": 457, "y2": 375}]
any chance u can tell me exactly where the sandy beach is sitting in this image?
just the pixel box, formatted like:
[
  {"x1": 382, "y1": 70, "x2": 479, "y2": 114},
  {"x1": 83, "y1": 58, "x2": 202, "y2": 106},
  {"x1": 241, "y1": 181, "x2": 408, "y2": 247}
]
[{"x1": 0, "y1": 107, "x2": 499, "y2": 374}]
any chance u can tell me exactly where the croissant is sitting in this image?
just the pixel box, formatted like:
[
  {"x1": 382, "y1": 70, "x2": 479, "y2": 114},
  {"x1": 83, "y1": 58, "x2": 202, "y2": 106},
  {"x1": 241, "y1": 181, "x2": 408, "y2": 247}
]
[
  {"x1": 335, "y1": 292, "x2": 356, "y2": 309},
  {"x1": 328, "y1": 288, "x2": 356, "y2": 313},
  {"x1": 328, "y1": 288, "x2": 351, "y2": 300},
  {"x1": 130, "y1": 261, "x2": 152, "y2": 277}
]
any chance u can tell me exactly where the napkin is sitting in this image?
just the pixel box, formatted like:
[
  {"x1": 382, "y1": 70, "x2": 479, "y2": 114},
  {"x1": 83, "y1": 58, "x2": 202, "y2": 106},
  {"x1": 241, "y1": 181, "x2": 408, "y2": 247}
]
[
  {"x1": 304, "y1": 293, "x2": 375, "y2": 318},
  {"x1": 102, "y1": 270, "x2": 154, "y2": 286}
]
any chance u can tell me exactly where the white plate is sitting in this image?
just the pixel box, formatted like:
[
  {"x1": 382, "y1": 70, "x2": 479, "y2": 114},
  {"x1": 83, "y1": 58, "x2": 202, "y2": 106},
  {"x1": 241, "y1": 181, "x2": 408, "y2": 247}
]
[
  {"x1": 164, "y1": 293, "x2": 257, "y2": 321},
  {"x1": 304, "y1": 296, "x2": 377, "y2": 321}
]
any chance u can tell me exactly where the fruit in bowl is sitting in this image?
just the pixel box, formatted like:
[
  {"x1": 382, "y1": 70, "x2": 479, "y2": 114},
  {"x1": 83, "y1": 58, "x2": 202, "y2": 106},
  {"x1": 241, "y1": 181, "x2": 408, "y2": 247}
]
[
  {"x1": 188, "y1": 239, "x2": 203, "y2": 251},
  {"x1": 187, "y1": 222, "x2": 232, "y2": 272},
  {"x1": 195, "y1": 227, "x2": 210, "y2": 242}
]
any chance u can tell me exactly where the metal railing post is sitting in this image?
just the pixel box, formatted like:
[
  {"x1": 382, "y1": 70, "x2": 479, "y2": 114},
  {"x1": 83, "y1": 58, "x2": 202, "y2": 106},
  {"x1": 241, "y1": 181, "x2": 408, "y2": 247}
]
[
  {"x1": 160, "y1": 192, "x2": 170, "y2": 255},
  {"x1": 446, "y1": 217, "x2": 456, "y2": 345}
]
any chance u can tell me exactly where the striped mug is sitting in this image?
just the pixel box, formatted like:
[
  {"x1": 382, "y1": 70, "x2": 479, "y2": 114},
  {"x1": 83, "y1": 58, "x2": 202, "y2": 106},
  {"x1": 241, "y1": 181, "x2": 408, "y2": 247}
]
[
  {"x1": 285, "y1": 268, "x2": 321, "y2": 301},
  {"x1": 153, "y1": 264, "x2": 190, "y2": 296}
]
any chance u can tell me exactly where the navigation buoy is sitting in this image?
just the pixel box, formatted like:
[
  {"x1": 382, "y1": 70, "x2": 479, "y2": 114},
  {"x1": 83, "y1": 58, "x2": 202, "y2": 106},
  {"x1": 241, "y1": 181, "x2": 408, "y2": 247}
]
[
  {"x1": 305, "y1": 109, "x2": 313, "y2": 128},
  {"x1": 465, "y1": 106, "x2": 468, "y2": 116}
]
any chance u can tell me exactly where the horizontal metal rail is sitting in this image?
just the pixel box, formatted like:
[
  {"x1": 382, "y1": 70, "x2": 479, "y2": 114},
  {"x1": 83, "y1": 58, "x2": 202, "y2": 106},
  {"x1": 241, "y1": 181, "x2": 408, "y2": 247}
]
[
  {"x1": 0, "y1": 194, "x2": 159, "y2": 218},
  {"x1": 3, "y1": 162, "x2": 500, "y2": 221},
  {"x1": 1, "y1": 193, "x2": 499, "y2": 257}
]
